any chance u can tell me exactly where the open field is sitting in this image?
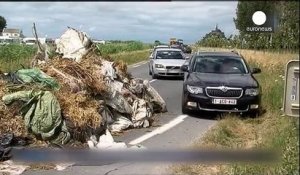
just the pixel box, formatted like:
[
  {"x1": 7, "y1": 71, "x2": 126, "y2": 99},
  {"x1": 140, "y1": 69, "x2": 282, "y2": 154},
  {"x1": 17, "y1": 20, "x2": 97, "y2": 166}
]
[
  {"x1": 1, "y1": 44, "x2": 298, "y2": 175},
  {"x1": 173, "y1": 48, "x2": 299, "y2": 175},
  {"x1": 109, "y1": 49, "x2": 150, "y2": 65},
  {"x1": 0, "y1": 43, "x2": 151, "y2": 72},
  {"x1": 96, "y1": 41, "x2": 151, "y2": 55},
  {"x1": 0, "y1": 44, "x2": 36, "y2": 72}
]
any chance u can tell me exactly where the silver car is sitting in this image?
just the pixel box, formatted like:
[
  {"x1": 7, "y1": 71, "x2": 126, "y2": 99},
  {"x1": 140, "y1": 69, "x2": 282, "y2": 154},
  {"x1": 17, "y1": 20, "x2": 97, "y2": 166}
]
[
  {"x1": 149, "y1": 45, "x2": 169, "y2": 54},
  {"x1": 148, "y1": 48, "x2": 189, "y2": 79}
]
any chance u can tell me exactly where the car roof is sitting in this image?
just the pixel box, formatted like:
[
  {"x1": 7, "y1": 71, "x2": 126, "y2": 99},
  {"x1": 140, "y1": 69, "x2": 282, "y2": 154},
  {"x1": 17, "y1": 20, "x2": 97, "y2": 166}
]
[
  {"x1": 155, "y1": 48, "x2": 182, "y2": 52},
  {"x1": 195, "y1": 51, "x2": 241, "y2": 57},
  {"x1": 170, "y1": 44, "x2": 181, "y2": 47},
  {"x1": 155, "y1": 45, "x2": 169, "y2": 47}
]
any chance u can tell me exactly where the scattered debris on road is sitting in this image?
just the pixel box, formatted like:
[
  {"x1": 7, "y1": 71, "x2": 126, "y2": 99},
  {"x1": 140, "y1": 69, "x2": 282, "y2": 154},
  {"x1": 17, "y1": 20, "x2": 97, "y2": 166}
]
[{"x1": 0, "y1": 27, "x2": 167, "y2": 173}]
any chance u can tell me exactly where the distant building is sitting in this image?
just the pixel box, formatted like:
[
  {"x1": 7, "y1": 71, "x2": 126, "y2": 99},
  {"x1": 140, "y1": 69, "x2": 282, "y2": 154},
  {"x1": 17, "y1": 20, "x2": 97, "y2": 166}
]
[
  {"x1": 23, "y1": 37, "x2": 46, "y2": 45},
  {"x1": 0, "y1": 35, "x2": 22, "y2": 45},
  {"x1": 203, "y1": 24, "x2": 226, "y2": 39},
  {"x1": 2, "y1": 28, "x2": 24, "y2": 38},
  {"x1": 93, "y1": 40, "x2": 106, "y2": 44}
]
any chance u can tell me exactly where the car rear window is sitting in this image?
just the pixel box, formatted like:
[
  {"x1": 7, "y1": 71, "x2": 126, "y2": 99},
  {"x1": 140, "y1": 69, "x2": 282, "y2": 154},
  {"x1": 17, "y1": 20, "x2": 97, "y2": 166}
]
[
  {"x1": 156, "y1": 50, "x2": 183, "y2": 59},
  {"x1": 192, "y1": 56, "x2": 247, "y2": 74}
]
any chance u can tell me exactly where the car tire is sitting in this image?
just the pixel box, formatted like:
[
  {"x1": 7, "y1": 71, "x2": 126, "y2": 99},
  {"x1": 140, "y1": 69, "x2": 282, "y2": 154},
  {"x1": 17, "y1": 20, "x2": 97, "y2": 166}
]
[
  {"x1": 152, "y1": 69, "x2": 158, "y2": 79},
  {"x1": 152, "y1": 73, "x2": 158, "y2": 79},
  {"x1": 182, "y1": 105, "x2": 190, "y2": 114},
  {"x1": 181, "y1": 93, "x2": 190, "y2": 114},
  {"x1": 243, "y1": 110, "x2": 260, "y2": 118}
]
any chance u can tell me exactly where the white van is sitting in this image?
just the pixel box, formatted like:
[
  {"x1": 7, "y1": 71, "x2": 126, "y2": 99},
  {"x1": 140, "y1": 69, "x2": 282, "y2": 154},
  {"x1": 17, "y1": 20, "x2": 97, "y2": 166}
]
[{"x1": 23, "y1": 37, "x2": 46, "y2": 45}]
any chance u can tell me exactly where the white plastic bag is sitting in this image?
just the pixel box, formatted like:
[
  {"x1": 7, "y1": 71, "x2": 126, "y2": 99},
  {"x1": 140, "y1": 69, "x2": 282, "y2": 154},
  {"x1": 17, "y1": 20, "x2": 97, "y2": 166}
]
[{"x1": 55, "y1": 27, "x2": 91, "y2": 62}]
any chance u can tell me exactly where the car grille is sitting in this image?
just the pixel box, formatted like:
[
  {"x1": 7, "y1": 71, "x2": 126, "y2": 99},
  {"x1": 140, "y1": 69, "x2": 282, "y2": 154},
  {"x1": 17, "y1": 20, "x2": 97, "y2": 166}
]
[
  {"x1": 166, "y1": 66, "x2": 180, "y2": 69},
  {"x1": 206, "y1": 87, "x2": 243, "y2": 98}
]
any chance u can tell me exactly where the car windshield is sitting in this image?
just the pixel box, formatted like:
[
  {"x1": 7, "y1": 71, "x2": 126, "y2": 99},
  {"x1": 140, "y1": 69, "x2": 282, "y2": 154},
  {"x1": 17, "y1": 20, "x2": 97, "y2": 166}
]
[
  {"x1": 156, "y1": 50, "x2": 183, "y2": 59},
  {"x1": 192, "y1": 56, "x2": 247, "y2": 74}
]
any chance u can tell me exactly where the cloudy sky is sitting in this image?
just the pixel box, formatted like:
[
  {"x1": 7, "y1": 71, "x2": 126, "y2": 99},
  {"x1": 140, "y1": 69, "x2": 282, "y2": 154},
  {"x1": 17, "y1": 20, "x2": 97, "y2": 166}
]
[{"x1": 0, "y1": 2, "x2": 238, "y2": 44}]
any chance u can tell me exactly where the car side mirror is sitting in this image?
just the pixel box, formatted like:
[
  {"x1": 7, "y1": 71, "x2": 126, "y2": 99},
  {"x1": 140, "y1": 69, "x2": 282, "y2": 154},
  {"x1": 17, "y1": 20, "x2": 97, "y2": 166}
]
[
  {"x1": 181, "y1": 65, "x2": 189, "y2": 72},
  {"x1": 184, "y1": 56, "x2": 190, "y2": 60},
  {"x1": 252, "y1": 68, "x2": 261, "y2": 74}
]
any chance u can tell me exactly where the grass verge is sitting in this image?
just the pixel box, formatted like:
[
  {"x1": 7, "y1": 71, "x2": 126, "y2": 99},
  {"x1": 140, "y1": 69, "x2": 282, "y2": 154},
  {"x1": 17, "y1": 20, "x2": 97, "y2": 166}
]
[
  {"x1": 96, "y1": 41, "x2": 151, "y2": 55},
  {"x1": 172, "y1": 48, "x2": 299, "y2": 175},
  {"x1": 0, "y1": 44, "x2": 36, "y2": 72},
  {"x1": 0, "y1": 44, "x2": 150, "y2": 73},
  {"x1": 109, "y1": 49, "x2": 150, "y2": 65}
]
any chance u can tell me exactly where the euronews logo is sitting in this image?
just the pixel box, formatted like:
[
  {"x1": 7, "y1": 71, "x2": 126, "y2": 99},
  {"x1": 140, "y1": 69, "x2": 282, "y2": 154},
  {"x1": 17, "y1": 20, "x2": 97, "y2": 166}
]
[{"x1": 246, "y1": 11, "x2": 276, "y2": 33}]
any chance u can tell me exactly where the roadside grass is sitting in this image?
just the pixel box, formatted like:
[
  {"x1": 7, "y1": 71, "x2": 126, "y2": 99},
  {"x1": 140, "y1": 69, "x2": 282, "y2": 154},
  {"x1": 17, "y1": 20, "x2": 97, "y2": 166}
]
[
  {"x1": 0, "y1": 44, "x2": 150, "y2": 73},
  {"x1": 0, "y1": 44, "x2": 36, "y2": 72},
  {"x1": 172, "y1": 48, "x2": 299, "y2": 175},
  {"x1": 96, "y1": 41, "x2": 151, "y2": 55},
  {"x1": 109, "y1": 49, "x2": 150, "y2": 65}
]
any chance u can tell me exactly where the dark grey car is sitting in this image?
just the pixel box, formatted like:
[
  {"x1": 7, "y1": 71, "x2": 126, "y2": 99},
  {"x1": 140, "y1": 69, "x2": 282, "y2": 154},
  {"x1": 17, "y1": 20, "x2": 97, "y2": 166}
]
[{"x1": 181, "y1": 51, "x2": 262, "y2": 115}]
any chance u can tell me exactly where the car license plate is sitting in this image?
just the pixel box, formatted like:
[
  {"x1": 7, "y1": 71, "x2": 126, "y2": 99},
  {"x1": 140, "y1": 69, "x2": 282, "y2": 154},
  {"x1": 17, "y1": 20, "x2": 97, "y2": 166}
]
[
  {"x1": 212, "y1": 99, "x2": 237, "y2": 105},
  {"x1": 167, "y1": 69, "x2": 178, "y2": 73}
]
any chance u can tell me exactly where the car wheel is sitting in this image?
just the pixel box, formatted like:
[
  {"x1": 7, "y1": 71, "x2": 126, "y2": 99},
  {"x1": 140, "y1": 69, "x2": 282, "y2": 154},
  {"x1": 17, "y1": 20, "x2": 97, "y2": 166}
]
[
  {"x1": 152, "y1": 73, "x2": 158, "y2": 79},
  {"x1": 182, "y1": 105, "x2": 190, "y2": 114},
  {"x1": 152, "y1": 69, "x2": 158, "y2": 79},
  {"x1": 242, "y1": 110, "x2": 260, "y2": 118},
  {"x1": 149, "y1": 67, "x2": 152, "y2": 75},
  {"x1": 181, "y1": 93, "x2": 190, "y2": 114}
]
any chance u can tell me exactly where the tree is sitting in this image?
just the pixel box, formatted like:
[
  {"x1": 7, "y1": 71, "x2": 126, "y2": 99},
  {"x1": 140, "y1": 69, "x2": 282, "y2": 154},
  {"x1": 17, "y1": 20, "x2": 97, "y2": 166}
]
[
  {"x1": 234, "y1": 1, "x2": 299, "y2": 51},
  {"x1": 275, "y1": 1, "x2": 299, "y2": 50},
  {"x1": 0, "y1": 16, "x2": 6, "y2": 32},
  {"x1": 234, "y1": 2, "x2": 274, "y2": 35},
  {"x1": 154, "y1": 40, "x2": 161, "y2": 46}
]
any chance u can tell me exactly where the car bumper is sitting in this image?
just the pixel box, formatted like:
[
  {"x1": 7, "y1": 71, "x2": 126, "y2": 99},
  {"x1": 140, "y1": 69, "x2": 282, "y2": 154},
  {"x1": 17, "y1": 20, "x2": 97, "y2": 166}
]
[
  {"x1": 184, "y1": 93, "x2": 260, "y2": 113},
  {"x1": 153, "y1": 68, "x2": 184, "y2": 77}
]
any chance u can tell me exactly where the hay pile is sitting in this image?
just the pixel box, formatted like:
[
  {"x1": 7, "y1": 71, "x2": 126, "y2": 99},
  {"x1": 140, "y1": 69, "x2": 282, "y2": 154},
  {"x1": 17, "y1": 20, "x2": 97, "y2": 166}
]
[
  {"x1": 0, "y1": 49, "x2": 132, "y2": 144},
  {"x1": 0, "y1": 27, "x2": 166, "y2": 146},
  {"x1": 38, "y1": 56, "x2": 109, "y2": 142},
  {"x1": 0, "y1": 79, "x2": 28, "y2": 137},
  {"x1": 35, "y1": 50, "x2": 133, "y2": 142},
  {"x1": 0, "y1": 54, "x2": 112, "y2": 143}
]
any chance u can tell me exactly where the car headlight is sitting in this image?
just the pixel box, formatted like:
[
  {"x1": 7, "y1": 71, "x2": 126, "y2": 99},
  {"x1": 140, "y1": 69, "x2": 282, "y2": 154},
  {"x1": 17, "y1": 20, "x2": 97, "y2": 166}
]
[
  {"x1": 245, "y1": 88, "x2": 259, "y2": 96},
  {"x1": 187, "y1": 85, "x2": 203, "y2": 94},
  {"x1": 155, "y1": 64, "x2": 164, "y2": 68}
]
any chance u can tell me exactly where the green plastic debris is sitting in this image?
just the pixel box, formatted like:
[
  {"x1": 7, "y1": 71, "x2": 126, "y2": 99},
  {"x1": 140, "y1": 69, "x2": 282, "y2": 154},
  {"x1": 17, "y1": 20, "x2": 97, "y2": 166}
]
[
  {"x1": 2, "y1": 90, "x2": 70, "y2": 145},
  {"x1": 16, "y1": 68, "x2": 60, "y2": 90}
]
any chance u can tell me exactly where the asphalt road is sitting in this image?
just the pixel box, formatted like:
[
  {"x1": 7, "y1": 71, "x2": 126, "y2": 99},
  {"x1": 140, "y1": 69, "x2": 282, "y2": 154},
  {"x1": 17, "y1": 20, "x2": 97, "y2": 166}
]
[{"x1": 24, "y1": 61, "x2": 217, "y2": 175}]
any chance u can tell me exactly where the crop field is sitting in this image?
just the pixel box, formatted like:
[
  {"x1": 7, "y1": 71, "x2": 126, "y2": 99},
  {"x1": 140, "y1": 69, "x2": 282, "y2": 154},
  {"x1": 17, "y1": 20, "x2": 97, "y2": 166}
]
[
  {"x1": 96, "y1": 41, "x2": 152, "y2": 56},
  {"x1": 0, "y1": 44, "x2": 36, "y2": 72},
  {"x1": 173, "y1": 48, "x2": 299, "y2": 175},
  {"x1": 0, "y1": 42, "x2": 151, "y2": 72}
]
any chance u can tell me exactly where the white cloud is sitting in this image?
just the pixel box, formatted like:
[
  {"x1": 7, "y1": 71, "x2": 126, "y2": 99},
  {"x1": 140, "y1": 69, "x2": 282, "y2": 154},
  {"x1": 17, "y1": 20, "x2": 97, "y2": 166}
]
[
  {"x1": 0, "y1": 2, "x2": 238, "y2": 43},
  {"x1": 88, "y1": 26, "x2": 96, "y2": 32}
]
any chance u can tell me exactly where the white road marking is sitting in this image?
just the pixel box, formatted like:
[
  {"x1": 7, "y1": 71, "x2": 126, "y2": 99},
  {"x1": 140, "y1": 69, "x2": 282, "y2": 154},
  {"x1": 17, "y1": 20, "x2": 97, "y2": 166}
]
[
  {"x1": 149, "y1": 79, "x2": 157, "y2": 83},
  {"x1": 128, "y1": 61, "x2": 148, "y2": 68},
  {"x1": 128, "y1": 115, "x2": 188, "y2": 145}
]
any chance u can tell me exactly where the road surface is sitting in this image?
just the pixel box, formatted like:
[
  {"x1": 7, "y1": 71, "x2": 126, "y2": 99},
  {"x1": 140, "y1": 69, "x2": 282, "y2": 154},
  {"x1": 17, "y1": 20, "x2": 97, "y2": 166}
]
[{"x1": 24, "y1": 61, "x2": 217, "y2": 175}]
